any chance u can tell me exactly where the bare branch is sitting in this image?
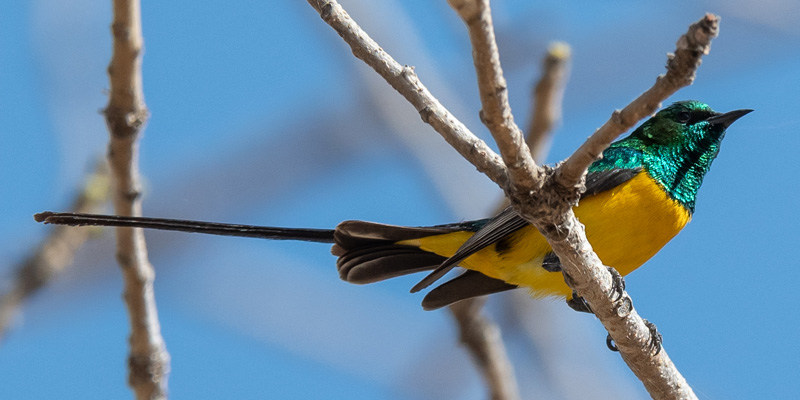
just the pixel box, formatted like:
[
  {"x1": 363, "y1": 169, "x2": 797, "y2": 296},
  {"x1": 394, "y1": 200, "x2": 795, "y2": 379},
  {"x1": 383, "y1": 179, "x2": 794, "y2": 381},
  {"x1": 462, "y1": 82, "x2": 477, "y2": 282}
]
[
  {"x1": 449, "y1": 298, "x2": 520, "y2": 400},
  {"x1": 307, "y1": 0, "x2": 509, "y2": 188},
  {"x1": 0, "y1": 164, "x2": 110, "y2": 340},
  {"x1": 527, "y1": 42, "x2": 570, "y2": 162},
  {"x1": 557, "y1": 14, "x2": 720, "y2": 188},
  {"x1": 448, "y1": 0, "x2": 543, "y2": 193},
  {"x1": 105, "y1": 0, "x2": 170, "y2": 398}
]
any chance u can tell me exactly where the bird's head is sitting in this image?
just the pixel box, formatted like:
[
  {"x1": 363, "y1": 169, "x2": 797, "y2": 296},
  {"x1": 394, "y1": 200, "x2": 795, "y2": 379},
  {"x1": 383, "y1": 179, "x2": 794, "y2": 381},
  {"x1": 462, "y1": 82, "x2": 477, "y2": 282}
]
[
  {"x1": 631, "y1": 100, "x2": 751, "y2": 152},
  {"x1": 605, "y1": 101, "x2": 752, "y2": 212}
]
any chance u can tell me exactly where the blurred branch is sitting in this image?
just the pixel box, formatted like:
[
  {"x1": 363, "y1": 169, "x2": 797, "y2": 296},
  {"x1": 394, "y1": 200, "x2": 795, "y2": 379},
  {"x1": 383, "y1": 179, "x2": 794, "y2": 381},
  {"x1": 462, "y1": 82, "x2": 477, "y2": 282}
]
[
  {"x1": 527, "y1": 42, "x2": 570, "y2": 162},
  {"x1": 309, "y1": 0, "x2": 717, "y2": 398},
  {"x1": 0, "y1": 164, "x2": 110, "y2": 341},
  {"x1": 104, "y1": 0, "x2": 170, "y2": 398},
  {"x1": 449, "y1": 298, "x2": 519, "y2": 400}
]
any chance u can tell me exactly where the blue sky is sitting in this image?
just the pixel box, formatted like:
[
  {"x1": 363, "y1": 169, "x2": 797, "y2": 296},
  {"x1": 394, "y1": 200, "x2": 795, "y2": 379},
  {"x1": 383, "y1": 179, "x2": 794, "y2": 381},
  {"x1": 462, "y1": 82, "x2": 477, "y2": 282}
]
[{"x1": 2, "y1": 1, "x2": 799, "y2": 399}]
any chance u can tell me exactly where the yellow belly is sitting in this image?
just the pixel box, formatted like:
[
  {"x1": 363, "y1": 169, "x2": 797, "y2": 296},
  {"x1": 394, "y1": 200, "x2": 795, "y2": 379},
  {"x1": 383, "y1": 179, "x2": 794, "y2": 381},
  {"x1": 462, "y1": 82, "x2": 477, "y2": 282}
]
[{"x1": 401, "y1": 172, "x2": 691, "y2": 298}]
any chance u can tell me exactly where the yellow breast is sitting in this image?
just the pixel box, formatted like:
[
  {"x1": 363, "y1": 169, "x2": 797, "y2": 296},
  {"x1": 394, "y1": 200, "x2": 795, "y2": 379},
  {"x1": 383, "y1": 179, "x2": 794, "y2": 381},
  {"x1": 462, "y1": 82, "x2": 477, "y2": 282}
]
[{"x1": 403, "y1": 171, "x2": 692, "y2": 298}]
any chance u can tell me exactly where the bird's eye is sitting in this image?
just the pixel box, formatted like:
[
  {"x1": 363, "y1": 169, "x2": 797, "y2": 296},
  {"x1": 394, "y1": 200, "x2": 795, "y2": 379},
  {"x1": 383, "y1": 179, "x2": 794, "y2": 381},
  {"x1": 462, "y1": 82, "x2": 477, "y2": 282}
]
[{"x1": 677, "y1": 111, "x2": 691, "y2": 123}]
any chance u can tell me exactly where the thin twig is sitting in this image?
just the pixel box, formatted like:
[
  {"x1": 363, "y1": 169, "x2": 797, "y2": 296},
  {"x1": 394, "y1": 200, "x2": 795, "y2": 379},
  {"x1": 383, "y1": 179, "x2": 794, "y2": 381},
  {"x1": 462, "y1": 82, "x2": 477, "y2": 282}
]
[
  {"x1": 0, "y1": 164, "x2": 110, "y2": 341},
  {"x1": 307, "y1": 0, "x2": 510, "y2": 189},
  {"x1": 556, "y1": 14, "x2": 720, "y2": 188},
  {"x1": 105, "y1": 0, "x2": 170, "y2": 398},
  {"x1": 447, "y1": 0, "x2": 543, "y2": 193}
]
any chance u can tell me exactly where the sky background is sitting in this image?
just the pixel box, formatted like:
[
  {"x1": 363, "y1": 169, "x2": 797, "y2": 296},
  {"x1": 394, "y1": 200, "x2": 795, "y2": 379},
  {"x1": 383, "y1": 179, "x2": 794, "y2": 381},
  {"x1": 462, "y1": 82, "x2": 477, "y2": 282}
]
[{"x1": 2, "y1": 1, "x2": 799, "y2": 399}]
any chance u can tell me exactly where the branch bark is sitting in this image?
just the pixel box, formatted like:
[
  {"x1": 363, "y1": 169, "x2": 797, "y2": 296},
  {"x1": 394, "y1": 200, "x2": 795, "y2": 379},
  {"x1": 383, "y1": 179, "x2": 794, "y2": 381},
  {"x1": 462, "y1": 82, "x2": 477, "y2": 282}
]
[
  {"x1": 308, "y1": 1, "x2": 718, "y2": 398},
  {"x1": 105, "y1": 0, "x2": 170, "y2": 398}
]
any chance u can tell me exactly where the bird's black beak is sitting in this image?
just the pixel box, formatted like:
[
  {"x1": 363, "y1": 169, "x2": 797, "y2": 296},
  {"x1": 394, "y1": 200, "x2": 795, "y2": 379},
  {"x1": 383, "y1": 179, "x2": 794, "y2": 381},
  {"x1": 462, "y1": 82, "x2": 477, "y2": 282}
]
[{"x1": 707, "y1": 109, "x2": 753, "y2": 129}]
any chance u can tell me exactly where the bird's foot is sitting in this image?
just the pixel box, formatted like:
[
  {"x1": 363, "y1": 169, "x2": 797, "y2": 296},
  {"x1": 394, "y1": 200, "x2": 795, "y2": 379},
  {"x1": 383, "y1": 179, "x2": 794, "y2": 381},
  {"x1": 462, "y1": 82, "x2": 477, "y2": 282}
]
[
  {"x1": 606, "y1": 266, "x2": 625, "y2": 301},
  {"x1": 606, "y1": 319, "x2": 662, "y2": 355},
  {"x1": 566, "y1": 291, "x2": 592, "y2": 313}
]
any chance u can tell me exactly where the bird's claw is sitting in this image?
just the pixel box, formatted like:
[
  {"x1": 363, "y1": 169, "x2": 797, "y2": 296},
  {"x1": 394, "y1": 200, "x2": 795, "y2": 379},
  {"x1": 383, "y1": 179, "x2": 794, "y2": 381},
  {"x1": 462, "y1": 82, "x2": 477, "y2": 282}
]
[
  {"x1": 567, "y1": 291, "x2": 592, "y2": 313},
  {"x1": 606, "y1": 266, "x2": 625, "y2": 301},
  {"x1": 644, "y1": 319, "x2": 663, "y2": 355},
  {"x1": 605, "y1": 319, "x2": 663, "y2": 355}
]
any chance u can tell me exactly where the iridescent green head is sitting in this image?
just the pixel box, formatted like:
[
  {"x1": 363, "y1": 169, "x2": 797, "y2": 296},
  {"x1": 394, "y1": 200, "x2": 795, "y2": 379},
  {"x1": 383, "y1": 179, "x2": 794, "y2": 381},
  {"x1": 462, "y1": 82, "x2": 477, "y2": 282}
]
[{"x1": 591, "y1": 101, "x2": 752, "y2": 213}]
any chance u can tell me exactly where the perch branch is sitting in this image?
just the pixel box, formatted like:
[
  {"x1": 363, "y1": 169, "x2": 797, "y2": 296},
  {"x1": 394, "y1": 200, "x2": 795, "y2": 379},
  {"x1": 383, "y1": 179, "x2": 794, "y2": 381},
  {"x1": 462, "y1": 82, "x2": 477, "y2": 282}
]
[{"x1": 105, "y1": 0, "x2": 170, "y2": 398}]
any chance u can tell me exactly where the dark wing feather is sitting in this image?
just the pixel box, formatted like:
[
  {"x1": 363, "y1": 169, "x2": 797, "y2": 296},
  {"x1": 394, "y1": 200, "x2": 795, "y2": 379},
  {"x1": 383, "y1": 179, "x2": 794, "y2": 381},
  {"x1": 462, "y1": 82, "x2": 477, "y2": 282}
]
[
  {"x1": 583, "y1": 167, "x2": 642, "y2": 197},
  {"x1": 409, "y1": 207, "x2": 527, "y2": 293},
  {"x1": 411, "y1": 167, "x2": 644, "y2": 292},
  {"x1": 421, "y1": 270, "x2": 518, "y2": 310}
]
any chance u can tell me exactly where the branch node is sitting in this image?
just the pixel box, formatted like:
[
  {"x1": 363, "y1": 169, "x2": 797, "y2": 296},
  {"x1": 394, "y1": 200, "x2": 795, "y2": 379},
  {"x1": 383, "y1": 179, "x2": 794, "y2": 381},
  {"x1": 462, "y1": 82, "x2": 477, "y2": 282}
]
[
  {"x1": 615, "y1": 296, "x2": 633, "y2": 318},
  {"x1": 419, "y1": 106, "x2": 433, "y2": 123},
  {"x1": 320, "y1": 2, "x2": 334, "y2": 21}
]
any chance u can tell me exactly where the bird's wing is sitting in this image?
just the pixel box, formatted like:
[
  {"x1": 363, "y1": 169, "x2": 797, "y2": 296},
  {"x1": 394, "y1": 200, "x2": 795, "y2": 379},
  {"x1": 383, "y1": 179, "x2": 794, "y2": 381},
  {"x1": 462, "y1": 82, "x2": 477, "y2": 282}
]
[
  {"x1": 410, "y1": 206, "x2": 525, "y2": 292},
  {"x1": 421, "y1": 270, "x2": 517, "y2": 310},
  {"x1": 411, "y1": 167, "x2": 644, "y2": 293}
]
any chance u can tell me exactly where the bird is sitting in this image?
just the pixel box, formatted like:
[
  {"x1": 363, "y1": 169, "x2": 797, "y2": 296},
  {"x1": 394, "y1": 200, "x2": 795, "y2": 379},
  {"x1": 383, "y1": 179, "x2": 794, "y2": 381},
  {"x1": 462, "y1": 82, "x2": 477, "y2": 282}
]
[{"x1": 35, "y1": 100, "x2": 750, "y2": 314}]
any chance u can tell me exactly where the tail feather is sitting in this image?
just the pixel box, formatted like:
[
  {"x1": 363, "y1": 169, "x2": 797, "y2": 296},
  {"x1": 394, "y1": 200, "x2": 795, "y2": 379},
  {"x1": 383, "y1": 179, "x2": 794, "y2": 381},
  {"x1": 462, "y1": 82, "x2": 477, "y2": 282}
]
[
  {"x1": 337, "y1": 245, "x2": 447, "y2": 283},
  {"x1": 332, "y1": 220, "x2": 472, "y2": 253},
  {"x1": 333, "y1": 220, "x2": 475, "y2": 285}
]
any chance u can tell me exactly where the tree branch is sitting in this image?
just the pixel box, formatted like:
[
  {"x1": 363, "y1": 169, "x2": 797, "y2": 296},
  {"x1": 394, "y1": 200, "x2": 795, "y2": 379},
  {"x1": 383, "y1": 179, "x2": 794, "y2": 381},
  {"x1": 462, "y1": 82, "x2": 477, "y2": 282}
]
[
  {"x1": 447, "y1": 0, "x2": 543, "y2": 193},
  {"x1": 105, "y1": 0, "x2": 170, "y2": 398},
  {"x1": 307, "y1": 0, "x2": 510, "y2": 189},
  {"x1": 1, "y1": 164, "x2": 110, "y2": 341}
]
